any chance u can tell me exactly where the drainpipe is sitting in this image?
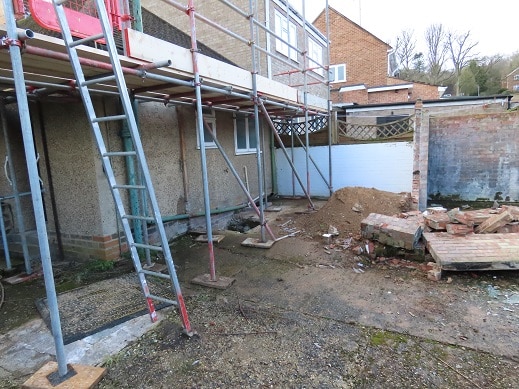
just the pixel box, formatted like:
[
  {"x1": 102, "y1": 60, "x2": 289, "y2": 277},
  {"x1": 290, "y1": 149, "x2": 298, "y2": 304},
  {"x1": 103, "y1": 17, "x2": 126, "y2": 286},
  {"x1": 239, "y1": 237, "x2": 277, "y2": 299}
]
[
  {"x1": 177, "y1": 111, "x2": 190, "y2": 214},
  {"x1": 36, "y1": 101, "x2": 64, "y2": 260},
  {"x1": 120, "y1": 99, "x2": 143, "y2": 245},
  {"x1": 264, "y1": 0, "x2": 272, "y2": 79}
]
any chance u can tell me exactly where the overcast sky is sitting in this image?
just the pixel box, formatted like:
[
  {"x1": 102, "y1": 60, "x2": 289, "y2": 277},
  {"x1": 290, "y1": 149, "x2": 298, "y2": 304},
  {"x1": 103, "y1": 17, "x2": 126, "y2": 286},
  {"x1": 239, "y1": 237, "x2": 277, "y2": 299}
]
[{"x1": 289, "y1": 0, "x2": 519, "y2": 57}]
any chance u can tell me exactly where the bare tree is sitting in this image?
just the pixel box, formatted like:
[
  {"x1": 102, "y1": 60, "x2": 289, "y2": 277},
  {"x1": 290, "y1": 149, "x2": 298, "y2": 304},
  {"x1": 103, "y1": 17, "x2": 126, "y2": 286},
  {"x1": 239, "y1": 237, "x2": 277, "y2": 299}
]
[
  {"x1": 424, "y1": 24, "x2": 449, "y2": 85},
  {"x1": 448, "y1": 31, "x2": 479, "y2": 95},
  {"x1": 395, "y1": 29, "x2": 416, "y2": 71}
]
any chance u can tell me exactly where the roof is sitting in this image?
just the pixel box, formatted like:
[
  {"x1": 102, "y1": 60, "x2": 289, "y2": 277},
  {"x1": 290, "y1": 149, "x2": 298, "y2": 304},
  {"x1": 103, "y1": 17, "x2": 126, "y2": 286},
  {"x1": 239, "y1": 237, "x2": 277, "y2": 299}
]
[{"x1": 334, "y1": 95, "x2": 513, "y2": 112}]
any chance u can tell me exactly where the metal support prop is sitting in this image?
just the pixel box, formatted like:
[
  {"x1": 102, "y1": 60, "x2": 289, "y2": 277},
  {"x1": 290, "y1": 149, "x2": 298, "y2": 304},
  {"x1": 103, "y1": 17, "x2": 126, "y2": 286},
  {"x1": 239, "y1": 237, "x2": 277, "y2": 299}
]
[
  {"x1": 325, "y1": 0, "x2": 333, "y2": 196},
  {"x1": 259, "y1": 101, "x2": 314, "y2": 209},
  {"x1": 301, "y1": 0, "x2": 312, "y2": 209},
  {"x1": 0, "y1": 100, "x2": 32, "y2": 273},
  {"x1": 202, "y1": 118, "x2": 276, "y2": 241},
  {"x1": 188, "y1": 0, "x2": 217, "y2": 281},
  {"x1": 293, "y1": 131, "x2": 331, "y2": 191},
  {"x1": 1, "y1": 0, "x2": 68, "y2": 376},
  {"x1": 249, "y1": 0, "x2": 266, "y2": 243}
]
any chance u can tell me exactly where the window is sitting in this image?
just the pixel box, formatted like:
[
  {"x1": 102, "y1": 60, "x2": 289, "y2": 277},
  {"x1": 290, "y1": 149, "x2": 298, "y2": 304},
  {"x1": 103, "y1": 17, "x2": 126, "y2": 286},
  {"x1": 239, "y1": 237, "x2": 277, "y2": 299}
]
[
  {"x1": 514, "y1": 75, "x2": 519, "y2": 81},
  {"x1": 274, "y1": 10, "x2": 297, "y2": 61},
  {"x1": 513, "y1": 85, "x2": 519, "y2": 92},
  {"x1": 307, "y1": 38, "x2": 323, "y2": 76},
  {"x1": 234, "y1": 114, "x2": 257, "y2": 154},
  {"x1": 196, "y1": 108, "x2": 217, "y2": 149},
  {"x1": 329, "y1": 64, "x2": 346, "y2": 83}
]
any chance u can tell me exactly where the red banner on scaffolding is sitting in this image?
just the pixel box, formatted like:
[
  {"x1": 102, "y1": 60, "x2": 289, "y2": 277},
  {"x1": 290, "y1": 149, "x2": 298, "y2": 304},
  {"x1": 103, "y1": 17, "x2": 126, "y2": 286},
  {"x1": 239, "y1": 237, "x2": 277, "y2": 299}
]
[{"x1": 27, "y1": 0, "x2": 121, "y2": 40}]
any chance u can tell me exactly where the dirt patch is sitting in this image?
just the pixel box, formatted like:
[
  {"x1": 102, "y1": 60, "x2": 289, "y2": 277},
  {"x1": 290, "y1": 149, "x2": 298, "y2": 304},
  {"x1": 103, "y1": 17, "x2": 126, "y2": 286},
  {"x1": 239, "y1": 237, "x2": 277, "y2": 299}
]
[{"x1": 296, "y1": 187, "x2": 411, "y2": 237}]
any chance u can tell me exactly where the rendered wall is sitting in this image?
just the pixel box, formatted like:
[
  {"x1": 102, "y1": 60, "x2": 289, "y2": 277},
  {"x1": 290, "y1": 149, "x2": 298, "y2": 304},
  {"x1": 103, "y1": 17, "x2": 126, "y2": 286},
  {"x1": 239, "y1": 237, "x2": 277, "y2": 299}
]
[{"x1": 0, "y1": 98, "x2": 271, "y2": 261}]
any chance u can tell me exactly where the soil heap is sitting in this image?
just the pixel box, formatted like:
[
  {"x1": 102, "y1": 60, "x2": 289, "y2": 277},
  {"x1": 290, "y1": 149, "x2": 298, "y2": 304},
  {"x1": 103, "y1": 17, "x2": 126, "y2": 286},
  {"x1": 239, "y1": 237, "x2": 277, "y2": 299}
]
[{"x1": 297, "y1": 186, "x2": 412, "y2": 237}]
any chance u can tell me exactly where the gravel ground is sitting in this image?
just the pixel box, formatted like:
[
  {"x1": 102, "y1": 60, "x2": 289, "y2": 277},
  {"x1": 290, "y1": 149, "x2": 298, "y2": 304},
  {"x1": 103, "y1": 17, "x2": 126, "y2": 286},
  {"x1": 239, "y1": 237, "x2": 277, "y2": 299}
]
[
  {"x1": 2, "y1": 194, "x2": 519, "y2": 388},
  {"x1": 97, "y1": 291, "x2": 518, "y2": 388}
]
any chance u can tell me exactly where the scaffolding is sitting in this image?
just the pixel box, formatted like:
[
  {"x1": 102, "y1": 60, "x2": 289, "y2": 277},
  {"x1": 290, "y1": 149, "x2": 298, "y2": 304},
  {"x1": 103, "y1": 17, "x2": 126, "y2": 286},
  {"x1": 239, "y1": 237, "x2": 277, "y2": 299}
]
[{"x1": 0, "y1": 0, "x2": 332, "y2": 380}]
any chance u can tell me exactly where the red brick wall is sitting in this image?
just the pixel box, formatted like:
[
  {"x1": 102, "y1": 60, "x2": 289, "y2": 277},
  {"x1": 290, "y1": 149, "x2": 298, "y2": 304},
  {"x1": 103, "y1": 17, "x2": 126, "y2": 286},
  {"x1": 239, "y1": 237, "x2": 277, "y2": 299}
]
[
  {"x1": 427, "y1": 111, "x2": 519, "y2": 203},
  {"x1": 313, "y1": 7, "x2": 389, "y2": 88}
]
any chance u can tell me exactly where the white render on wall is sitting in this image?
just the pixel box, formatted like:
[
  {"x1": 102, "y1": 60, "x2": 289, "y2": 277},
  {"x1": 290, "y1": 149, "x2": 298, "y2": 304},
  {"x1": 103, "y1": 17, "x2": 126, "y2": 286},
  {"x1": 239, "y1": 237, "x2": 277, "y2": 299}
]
[{"x1": 275, "y1": 142, "x2": 413, "y2": 197}]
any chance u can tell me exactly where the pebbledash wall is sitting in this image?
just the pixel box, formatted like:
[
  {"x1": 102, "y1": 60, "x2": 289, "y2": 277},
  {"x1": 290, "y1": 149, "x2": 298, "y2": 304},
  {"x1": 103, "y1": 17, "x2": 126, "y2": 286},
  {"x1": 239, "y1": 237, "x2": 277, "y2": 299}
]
[
  {"x1": 426, "y1": 110, "x2": 519, "y2": 204},
  {"x1": 0, "y1": 97, "x2": 271, "y2": 261}
]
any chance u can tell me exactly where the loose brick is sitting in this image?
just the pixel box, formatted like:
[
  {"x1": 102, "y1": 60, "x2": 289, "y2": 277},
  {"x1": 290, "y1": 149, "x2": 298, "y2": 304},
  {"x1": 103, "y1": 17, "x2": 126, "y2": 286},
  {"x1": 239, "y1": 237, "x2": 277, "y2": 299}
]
[{"x1": 475, "y1": 211, "x2": 513, "y2": 234}]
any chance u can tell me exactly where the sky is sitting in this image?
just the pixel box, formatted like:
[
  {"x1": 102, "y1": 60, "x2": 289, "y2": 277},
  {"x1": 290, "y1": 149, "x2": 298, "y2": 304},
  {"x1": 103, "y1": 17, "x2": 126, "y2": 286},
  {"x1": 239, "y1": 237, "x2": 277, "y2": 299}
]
[{"x1": 289, "y1": 0, "x2": 519, "y2": 58}]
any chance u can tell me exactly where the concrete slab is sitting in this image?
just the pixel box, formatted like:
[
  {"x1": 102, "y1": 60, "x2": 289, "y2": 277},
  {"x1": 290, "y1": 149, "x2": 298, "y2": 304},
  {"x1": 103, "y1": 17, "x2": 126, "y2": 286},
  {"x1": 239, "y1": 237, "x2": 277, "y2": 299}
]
[
  {"x1": 191, "y1": 274, "x2": 236, "y2": 290},
  {"x1": 0, "y1": 310, "x2": 168, "y2": 383},
  {"x1": 22, "y1": 362, "x2": 105, "y2": 389},
  {"x1": 265, "y1": 207, "x2": 282, "y2": 212},
  {"x1": 241, "y1": 237, "x2": 275, "y2": 249}
]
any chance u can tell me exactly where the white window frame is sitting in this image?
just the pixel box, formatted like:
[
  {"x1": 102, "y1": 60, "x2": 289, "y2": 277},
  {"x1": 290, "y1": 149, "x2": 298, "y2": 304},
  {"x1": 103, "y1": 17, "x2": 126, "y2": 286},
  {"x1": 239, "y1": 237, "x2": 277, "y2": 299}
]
[
  {"x1": 329, "y1": 64, "x2": 346, "y2": 83},
  {"x1": 274, "y1": 10, "x2": 298, "y2": 61},
  {"x1": 514, "y1": 74, "x2": 519, "y2": 81},
  {"x1": 234, "y1": 114, "x2": 257, "y2": 155},
  {"x1": 513, "y1": 84, "x2": 519, "y2": 91},
  {"x1": 307, "y1": 38, "x2": 323, "y2": 76},
  {"x1": 196, "y1": 108, "x2": 217, "y2": 149}
]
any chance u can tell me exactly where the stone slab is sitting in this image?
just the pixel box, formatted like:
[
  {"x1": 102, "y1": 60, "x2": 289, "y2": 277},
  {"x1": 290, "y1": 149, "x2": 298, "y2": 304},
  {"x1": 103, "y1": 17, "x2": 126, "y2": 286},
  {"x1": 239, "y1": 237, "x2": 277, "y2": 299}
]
[
  {"x1": 240, "y1": 237, "x2": 275, "y2": 249},
  {"x1": 22, "y1": 362, "x2": 106, "y2": 389},
  {"x1": 191, "y1": 274, "x2": 236, "y2": 290}
]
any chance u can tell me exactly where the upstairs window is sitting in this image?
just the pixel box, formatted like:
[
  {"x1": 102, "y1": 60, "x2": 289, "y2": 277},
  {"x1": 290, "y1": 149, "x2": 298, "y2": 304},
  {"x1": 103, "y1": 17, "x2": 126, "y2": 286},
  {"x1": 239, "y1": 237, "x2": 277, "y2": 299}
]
[
  {"x1": 514, "y1": 74, "x2": 519, "y2": 81},
  {"x1": 196, "y1": 108, "x2": 217, "y2": 149},
  {"x1": 307, "y1": 38, "x2": 323, "y2": 76},
  {"x1": 329, "y1": 64, "x2": 346, "y2": 83},
  {"x1": 234, "y1": 115, "x2": 257, "y2": 154},
  {"x1": 274, "y1": 10, "x2": 298, "y2": 61}
]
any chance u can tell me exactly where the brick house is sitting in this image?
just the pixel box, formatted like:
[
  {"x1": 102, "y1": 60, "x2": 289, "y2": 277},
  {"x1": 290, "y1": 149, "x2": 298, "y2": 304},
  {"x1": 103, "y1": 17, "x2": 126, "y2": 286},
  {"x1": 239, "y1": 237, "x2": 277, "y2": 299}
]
[
  {"x1": 502, "y1": 67, "x2": 519, "y2": 93},
  {"x1": 142, "y1": 0, "x2": 329, "y2": 99},
  {"x1": 312, "y1": 6, "x2": 441, "y2": 105}
]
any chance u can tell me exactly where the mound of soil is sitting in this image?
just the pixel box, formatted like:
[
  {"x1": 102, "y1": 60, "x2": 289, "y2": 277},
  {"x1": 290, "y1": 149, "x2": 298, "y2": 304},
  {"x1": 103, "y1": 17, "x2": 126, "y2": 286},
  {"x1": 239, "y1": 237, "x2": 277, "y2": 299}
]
[{"x1": 297, "y1": 186, "x2": 412, "y2": 236}]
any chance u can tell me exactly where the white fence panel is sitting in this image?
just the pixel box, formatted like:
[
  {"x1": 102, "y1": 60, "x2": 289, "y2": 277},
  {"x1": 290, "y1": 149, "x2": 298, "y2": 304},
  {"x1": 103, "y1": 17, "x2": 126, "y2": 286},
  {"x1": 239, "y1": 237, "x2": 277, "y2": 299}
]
[{"x1": 275, "y1": 142, "x2": 413, "y2": 197}]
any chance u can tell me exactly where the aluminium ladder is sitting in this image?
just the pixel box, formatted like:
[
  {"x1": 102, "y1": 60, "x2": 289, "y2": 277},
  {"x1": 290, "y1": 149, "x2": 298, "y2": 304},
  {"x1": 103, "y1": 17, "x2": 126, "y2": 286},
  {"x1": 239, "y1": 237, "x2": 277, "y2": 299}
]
[{"x1": 51, "y1": 0, "x2": 192, "y2": 334}]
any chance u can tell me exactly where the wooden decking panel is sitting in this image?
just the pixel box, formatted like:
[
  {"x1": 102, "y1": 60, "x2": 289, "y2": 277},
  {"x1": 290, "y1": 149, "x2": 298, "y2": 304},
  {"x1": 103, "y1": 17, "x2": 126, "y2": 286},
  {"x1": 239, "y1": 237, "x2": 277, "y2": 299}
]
[{"x1": 423, "y1": 232, "x2": 519, "y2": 271}]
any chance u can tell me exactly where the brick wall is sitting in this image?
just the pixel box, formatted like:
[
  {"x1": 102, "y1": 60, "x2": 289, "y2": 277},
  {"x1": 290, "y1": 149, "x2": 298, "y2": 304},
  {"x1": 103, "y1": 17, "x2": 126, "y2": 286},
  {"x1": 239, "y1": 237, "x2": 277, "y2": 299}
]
[
  {"x1": 427, "y1": 110, "x2": 519, "y2": 203},
  {"x1": 314, "y1": 7, "x2": 389, "y2": 89}
]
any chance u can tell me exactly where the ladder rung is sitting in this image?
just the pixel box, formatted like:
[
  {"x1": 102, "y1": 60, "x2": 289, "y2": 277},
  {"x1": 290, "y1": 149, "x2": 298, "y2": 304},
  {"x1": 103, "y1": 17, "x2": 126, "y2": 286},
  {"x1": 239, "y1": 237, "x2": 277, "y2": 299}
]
[
  {"x1": 93, "y1": 114, "x2": 127, "y2": 123},
  {"x1": 103, "y1": 151, "x2": 137, "y2": 157},
  {"x1": 140, "y1": 269, "x2": 170, "y2": 279},
  {"x1": 133, "y1": 242, "x2": 163, "y2": 251},
  {"x1": 123, "y1": 215, "x2": 155, "y2": 222},
  {"x1": 147, "y1": 294, "x2": 178, "y2": 307},
  {"x1": 69, "y1": 33, "x2": 106, "y2": 48},
  {"x1": 113, "y1": 184, "x2": 146, "y2": 190},
  {"x1": 82, "y1": 74, "x2": 117, "y2": 87}
]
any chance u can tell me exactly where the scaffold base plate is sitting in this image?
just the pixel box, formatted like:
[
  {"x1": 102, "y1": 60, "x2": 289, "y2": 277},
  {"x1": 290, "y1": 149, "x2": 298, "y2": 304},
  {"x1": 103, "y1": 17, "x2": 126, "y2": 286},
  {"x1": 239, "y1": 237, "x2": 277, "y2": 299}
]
[
  {"x1": 191, "y1": 273, "x2": 236, "y2": 289},
  {"x1": 241, "y1": 237, "x2": 275, "y2": 249},
  {"x1": 22, "y1": 362, "x2": 106, "y2": 389}
]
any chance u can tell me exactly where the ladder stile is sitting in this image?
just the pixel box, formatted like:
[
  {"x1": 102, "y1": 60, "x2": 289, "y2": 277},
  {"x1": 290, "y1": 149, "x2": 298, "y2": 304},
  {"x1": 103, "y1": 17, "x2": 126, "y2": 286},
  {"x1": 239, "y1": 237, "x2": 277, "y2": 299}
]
[{"x1": 51, "y1": 0, "x2": 192, "y2": 335}]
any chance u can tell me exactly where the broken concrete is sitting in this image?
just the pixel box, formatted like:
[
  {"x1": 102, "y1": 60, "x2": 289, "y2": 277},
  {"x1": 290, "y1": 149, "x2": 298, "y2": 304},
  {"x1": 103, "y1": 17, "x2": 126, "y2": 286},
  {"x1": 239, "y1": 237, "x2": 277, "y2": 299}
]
[{"x1": 361, "y1": 213, "x2": 422, "y2": 250}]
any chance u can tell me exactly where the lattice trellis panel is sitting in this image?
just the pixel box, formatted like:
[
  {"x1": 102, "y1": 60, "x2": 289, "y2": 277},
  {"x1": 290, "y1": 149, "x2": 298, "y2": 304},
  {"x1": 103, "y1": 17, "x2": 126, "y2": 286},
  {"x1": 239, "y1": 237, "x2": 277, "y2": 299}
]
[
  {"x1": 273, "y1": 116, "x2": 329, "y2": 135},
  {"x1": 337, "y1": 115, "x2": 414, "y2": 141}
]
